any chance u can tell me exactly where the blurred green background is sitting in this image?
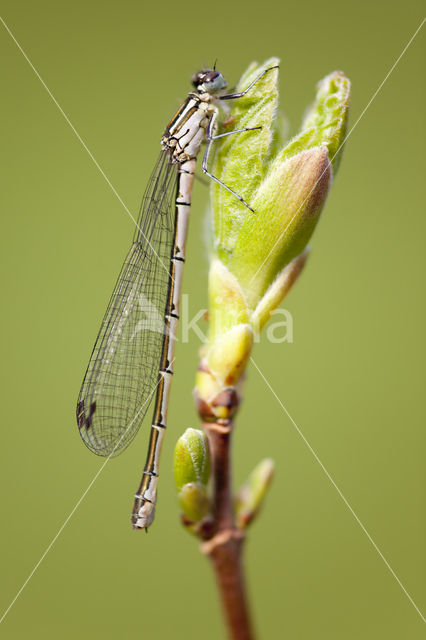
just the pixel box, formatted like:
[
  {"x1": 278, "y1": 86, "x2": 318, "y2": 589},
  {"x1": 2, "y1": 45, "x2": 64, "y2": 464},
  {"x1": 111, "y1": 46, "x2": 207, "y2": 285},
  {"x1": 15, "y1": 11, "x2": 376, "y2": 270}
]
[{"x1": 1, "y1": 1, "x2": 424, "y2": 638}]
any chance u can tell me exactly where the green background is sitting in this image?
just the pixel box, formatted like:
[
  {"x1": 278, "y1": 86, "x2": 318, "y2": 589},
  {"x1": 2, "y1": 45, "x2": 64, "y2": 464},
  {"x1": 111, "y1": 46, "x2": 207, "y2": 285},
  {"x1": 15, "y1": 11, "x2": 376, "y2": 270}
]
[{"x1": 1, "y1": 1, "x2": 424, "y2": 638}]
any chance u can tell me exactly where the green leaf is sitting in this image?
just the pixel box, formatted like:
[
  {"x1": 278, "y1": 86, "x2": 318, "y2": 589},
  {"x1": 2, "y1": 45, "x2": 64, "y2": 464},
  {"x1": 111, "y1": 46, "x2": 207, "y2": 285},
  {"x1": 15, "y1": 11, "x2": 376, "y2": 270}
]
[
  {"x1": 275, "y1": 71, "x2": 350, "y2": 172},
  {"x1": 211, "y1": 58, "x2": 280, "y2": 261}
]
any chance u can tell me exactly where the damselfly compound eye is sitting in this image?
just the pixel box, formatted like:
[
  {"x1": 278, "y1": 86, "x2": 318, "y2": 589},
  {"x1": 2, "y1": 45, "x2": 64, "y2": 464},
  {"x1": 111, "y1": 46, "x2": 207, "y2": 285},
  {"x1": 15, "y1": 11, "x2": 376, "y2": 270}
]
[
  {"x1": 205, "y1": 71, "x2": 227, "y2": 92},
  {"x1": 192, "y1": 69, "x2": 227, "y2": 93},
  {"x1": 191, "y1": 70, "x2": 207, "y2": 88}
]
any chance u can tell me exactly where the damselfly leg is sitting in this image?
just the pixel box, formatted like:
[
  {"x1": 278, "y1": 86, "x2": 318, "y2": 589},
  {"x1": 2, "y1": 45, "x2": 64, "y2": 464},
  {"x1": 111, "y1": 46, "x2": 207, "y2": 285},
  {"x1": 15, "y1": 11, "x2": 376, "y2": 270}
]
[
  {"x1": 202, "y1": 112, "x2": 262, "y2": 212},
  {"x1": 202, "y1": 65, "x2": 279, "y2": 212},
  {"x1": 219, "y1": 65, "x2": 279, "y2": 101}
]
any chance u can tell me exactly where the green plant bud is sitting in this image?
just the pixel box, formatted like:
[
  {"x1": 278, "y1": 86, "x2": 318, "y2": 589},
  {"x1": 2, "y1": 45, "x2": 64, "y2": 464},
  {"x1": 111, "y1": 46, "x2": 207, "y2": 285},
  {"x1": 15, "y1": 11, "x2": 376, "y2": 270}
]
[
  {"x1": 235, "y1": 458, "x2": 275, "y2": 529},
  {"x1": 178, "y1": 482, "x2": 210, "y2": 523},
  {"x1": 231, "y1": 146, "x2": 330, "y2": 307},
  {"x1": 210, "y1": 60, "x2": 350, "y2": 309},
  {"x1": 194, "y1": 363, "x2": 241, "y2": 423},
  {"x1": 173, "y1": 428, "x2": 210, "y2": 492},
  {"x1": 196, "y1": 60, "x2": 350, "y2": 417}
]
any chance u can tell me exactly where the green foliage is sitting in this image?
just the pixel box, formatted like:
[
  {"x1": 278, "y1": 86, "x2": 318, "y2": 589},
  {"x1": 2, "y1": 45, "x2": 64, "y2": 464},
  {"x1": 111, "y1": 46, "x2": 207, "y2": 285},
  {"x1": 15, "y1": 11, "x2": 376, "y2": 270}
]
[{"x1": 211, "y1": 58, "x2": 280, "y2": 260}]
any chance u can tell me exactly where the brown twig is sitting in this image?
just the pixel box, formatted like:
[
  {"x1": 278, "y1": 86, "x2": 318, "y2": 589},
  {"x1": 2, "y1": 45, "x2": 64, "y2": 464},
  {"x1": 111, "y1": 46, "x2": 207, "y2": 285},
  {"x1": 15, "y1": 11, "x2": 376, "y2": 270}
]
[{"x1": 201, "y1": 421, "x2": 255, "y2": 640}]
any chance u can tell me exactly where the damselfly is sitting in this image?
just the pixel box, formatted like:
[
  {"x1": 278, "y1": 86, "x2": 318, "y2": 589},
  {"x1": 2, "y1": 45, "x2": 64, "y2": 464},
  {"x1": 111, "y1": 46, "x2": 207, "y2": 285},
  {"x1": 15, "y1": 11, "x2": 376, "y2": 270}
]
[{"x1": 76, "y1": 64, "x2": 278, "y2": 529}]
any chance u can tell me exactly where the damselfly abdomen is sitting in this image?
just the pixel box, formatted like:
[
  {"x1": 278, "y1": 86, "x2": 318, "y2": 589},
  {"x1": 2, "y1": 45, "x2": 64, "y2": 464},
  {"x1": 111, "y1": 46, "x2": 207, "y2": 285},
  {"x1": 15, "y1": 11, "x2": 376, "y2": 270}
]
[{"x1": 76, "y1": 65, "x2": 278, "y2": 529}]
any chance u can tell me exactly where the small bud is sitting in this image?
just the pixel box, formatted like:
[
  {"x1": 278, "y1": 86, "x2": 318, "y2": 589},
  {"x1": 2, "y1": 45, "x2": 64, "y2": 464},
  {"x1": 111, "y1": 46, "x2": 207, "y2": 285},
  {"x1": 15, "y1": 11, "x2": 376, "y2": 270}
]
[
  {"x1": 235, "y1": 458, "x2": 275, "y2": 529},
  {"x1": 195, "y1": 382, "x2": 240, "y2": 423},
  {"x1": 178, "y1": 482, "x2": 210, "y2": 523},
  {"x1": 173, "y1": 428, "x2": 210, "y2": 491},
  {"x1": 174, "y1": 429, "x2": 211, "y2": 524}
]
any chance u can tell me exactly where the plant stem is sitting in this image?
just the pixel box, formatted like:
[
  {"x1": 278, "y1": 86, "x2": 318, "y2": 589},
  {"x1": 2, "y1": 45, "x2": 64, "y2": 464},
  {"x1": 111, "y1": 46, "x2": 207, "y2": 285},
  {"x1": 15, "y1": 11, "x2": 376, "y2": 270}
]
[{"x1": 202, "y1": 422, "x2": 255, "y2": 640}]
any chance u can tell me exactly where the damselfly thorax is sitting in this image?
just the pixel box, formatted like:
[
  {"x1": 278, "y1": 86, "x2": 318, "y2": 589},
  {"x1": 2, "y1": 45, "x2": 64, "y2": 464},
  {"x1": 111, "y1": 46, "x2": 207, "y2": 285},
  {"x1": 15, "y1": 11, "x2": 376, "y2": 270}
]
[
  {"x1": 163, "y1": 94, "x2": 216, "y2": 163},
  {"x1": 76, "y1": 65, "x2": 278, "y2": 530}
]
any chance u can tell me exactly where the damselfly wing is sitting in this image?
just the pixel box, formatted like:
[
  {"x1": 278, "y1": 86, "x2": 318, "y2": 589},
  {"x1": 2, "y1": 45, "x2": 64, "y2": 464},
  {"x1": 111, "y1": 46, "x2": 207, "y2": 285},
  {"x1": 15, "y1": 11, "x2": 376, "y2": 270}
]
[{"x1": 77, "y1": 153, "x2": 178, "y2": 457}]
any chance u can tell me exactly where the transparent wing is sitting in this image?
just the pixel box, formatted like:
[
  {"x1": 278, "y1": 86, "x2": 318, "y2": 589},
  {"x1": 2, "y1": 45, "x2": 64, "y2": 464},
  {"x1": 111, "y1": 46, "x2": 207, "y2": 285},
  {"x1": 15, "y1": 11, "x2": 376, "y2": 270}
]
[{"x1": 77, "y1": 152, "x2": 178, "y2": 457}]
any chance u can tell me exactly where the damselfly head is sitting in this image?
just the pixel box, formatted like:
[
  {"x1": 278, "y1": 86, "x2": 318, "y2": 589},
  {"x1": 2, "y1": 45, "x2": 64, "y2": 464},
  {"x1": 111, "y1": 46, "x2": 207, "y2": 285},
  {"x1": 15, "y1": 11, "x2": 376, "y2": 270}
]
[{"x1": 192, "y1": 69, "x2": 227, "y2": 95}]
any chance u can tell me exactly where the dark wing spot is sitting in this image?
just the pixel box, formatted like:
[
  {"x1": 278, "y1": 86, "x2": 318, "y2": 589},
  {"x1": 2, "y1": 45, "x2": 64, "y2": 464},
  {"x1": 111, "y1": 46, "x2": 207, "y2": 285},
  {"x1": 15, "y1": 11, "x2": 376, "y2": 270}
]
[{"x1": 77, "y1": 400, "x2": 96, "y2": 430}]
